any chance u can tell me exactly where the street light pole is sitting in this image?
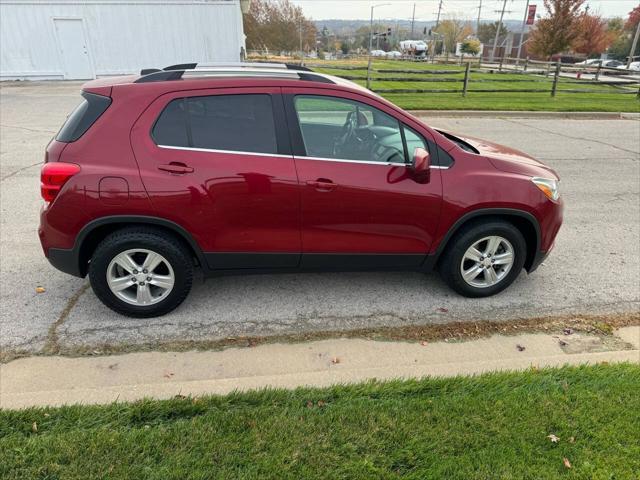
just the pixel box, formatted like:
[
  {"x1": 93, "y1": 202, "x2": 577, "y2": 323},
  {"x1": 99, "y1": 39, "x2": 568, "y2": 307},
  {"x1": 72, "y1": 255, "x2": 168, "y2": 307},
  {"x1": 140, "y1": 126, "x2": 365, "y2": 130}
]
[
  {"x1": 299, "y1": 19, "x2": 304, "y2": 66},
  {"x1": 367, "y1": 3, "x2": 390, "y2": 90},
  {"x1": 411, "y1": 3, "x2": 416, "y2": 38}
]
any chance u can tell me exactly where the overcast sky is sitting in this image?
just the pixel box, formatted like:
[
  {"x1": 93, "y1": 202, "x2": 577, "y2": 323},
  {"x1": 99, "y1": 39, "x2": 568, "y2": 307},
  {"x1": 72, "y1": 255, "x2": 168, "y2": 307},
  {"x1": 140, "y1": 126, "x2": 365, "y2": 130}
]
[{"x1": 290, "y1": 0, "x2": 638, "y2": 22}]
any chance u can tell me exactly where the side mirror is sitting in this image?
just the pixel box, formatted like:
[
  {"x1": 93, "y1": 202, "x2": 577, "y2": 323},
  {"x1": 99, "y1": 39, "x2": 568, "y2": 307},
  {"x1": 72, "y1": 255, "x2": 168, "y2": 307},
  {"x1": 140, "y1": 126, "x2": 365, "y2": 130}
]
[{"x1": 411, "y1": 147, "x2": 430, "y2": 183}]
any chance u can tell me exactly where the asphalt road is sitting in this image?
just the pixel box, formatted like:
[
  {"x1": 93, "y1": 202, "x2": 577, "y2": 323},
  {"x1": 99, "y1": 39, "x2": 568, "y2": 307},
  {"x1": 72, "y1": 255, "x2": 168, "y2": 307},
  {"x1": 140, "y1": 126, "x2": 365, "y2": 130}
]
[{"x1": 1, "y1": 82, "x2": 639, "y2": 357}]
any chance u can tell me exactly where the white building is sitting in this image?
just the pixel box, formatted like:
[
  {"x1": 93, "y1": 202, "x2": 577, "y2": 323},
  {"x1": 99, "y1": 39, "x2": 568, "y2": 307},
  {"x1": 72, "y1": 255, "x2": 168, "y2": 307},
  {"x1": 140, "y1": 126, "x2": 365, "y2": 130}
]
[{"x1": 0, "y1": 0, "x2": 249, "y2": 80}]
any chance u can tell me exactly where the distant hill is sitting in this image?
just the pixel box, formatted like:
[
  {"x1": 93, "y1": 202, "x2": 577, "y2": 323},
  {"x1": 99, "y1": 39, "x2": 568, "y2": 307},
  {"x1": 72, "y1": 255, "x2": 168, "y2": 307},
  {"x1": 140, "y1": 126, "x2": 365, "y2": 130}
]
[{"x1": 314, "y1": 19, "x2": 525, "y2": 38}]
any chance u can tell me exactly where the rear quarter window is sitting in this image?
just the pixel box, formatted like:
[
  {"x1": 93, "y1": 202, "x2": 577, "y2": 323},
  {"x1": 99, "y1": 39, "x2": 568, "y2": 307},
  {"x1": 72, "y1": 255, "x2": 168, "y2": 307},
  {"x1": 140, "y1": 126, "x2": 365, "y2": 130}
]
[{"x1": 56, "y1": 92, "x2": 111, "y2": 143}]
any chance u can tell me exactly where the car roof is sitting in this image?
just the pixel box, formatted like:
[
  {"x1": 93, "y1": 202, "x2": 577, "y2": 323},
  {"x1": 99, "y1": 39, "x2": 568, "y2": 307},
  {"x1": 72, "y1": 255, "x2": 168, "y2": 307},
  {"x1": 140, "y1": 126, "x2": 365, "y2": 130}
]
[{"x1": 82, "y1": 65, "x2": 378, "y2": 99}]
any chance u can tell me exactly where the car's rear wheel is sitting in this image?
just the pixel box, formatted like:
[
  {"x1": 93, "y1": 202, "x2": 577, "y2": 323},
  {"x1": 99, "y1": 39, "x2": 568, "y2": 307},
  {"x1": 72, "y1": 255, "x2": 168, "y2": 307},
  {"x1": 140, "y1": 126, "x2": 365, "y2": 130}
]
[
  {"x1": 438, "y1": 220, "x2": 527, "y2": 297},
  {"x1": 89, "y1": 228, "x2": 193, "y2": 317}
]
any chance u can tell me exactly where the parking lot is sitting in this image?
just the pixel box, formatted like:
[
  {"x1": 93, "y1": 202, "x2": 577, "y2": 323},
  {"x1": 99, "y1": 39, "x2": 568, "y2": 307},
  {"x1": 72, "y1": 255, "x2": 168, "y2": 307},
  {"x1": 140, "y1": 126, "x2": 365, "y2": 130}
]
[{"x1": 1, "y1": 81, "x2": 639, "y2": 358}]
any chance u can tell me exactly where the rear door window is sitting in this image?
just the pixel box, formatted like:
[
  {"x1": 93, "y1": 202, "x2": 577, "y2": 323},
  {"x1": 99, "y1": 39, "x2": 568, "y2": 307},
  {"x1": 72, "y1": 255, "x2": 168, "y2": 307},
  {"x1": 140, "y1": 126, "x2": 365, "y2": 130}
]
[{"x1": 152, "y1": 94, "x2": 278, "y2": 155}]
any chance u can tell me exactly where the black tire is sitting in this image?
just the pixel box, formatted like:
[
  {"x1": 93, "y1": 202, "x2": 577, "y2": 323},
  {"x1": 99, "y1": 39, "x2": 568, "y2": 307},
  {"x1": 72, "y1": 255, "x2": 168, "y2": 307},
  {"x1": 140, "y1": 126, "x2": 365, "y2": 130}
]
[
  {"x1": 438, "y1": 220, "x2": 527, "y2": 298},
  {"x1": 89, "y1": 227, "x2": 193, "y2": 317}
]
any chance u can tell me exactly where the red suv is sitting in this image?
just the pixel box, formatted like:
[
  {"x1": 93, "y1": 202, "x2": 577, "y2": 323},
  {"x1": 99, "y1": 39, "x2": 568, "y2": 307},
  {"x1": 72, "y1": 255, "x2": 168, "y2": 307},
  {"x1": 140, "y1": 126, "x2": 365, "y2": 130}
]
[{"x1": 39, "y1": 63, "x2": 563, "y2": 317}]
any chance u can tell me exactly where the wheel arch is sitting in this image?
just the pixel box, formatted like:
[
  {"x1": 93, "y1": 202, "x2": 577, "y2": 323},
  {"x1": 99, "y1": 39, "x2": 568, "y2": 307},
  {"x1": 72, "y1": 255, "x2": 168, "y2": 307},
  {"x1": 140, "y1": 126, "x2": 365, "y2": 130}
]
[
  {"x1": 75, "y1": 216, "x2": 206, "y2": 277},
  {"x1": 431, "y1": 208, "x2": 541, "y2": 272}
]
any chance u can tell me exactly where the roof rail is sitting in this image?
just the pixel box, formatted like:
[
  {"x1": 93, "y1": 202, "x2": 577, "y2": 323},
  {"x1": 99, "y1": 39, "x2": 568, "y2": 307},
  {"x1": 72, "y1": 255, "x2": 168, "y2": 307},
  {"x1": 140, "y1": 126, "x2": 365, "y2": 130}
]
[{"x1": 135, "y1": 62, "x2": 333, "y2": 84}]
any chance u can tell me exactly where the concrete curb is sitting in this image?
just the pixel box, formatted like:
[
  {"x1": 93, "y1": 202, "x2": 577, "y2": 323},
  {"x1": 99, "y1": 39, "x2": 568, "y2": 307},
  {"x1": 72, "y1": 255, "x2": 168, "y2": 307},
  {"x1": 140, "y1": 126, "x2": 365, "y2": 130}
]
[
  {"x1": 1, "y1": 327, "x2": 638, "y2": 409},
  {"x1": 408, "y1": 110, "x2": 640, "y2": 120}
]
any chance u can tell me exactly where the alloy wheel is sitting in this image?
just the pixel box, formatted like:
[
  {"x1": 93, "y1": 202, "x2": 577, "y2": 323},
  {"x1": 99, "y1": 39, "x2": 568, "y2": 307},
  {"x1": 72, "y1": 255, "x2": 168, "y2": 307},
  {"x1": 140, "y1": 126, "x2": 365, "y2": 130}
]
[
  {"x1": 106, "y1": 248, "x2": 175, "y2": 306},
  {"x1": 459, "y1": 236, "x2": 515, "y2": 288}
]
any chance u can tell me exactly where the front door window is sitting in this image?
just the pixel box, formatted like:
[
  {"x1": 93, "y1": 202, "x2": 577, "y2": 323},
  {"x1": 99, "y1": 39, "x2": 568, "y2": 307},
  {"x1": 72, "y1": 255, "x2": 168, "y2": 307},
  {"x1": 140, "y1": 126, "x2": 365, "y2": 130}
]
[{"x1": 293, "y1": 95, "x2": 407, "y2": 164}]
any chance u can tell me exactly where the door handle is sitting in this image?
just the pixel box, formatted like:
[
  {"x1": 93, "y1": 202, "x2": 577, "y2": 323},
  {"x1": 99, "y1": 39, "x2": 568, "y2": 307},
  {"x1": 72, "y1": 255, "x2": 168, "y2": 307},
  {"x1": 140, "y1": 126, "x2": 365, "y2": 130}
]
[
  {"x1": 158, "y1": 162, "x2": 194, "y2": 174},
  {"x1": 306, "y1": 178, "x2": 337, "y2": 191}
]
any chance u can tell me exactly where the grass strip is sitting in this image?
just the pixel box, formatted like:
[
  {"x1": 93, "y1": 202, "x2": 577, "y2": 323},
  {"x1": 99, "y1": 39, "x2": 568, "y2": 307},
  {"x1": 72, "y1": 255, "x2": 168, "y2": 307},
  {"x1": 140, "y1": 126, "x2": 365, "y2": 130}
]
[{"x1": 2, "y1": 364, "x2": 639, "y2": 479}]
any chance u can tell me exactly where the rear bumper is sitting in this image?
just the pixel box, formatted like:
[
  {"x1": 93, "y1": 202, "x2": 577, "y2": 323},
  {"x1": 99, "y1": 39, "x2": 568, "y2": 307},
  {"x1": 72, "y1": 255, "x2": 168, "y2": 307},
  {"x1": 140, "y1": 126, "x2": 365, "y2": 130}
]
[{"x1": 47, "y1": 247, "x2": 85, "y2": 277}]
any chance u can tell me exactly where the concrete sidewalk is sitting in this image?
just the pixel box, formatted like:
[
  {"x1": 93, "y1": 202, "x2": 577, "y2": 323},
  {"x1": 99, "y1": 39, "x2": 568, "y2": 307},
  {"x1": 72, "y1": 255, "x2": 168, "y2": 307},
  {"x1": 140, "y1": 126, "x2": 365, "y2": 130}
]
[{"x1": 2, "y1": 326, "x2": 638, "y2": 409}]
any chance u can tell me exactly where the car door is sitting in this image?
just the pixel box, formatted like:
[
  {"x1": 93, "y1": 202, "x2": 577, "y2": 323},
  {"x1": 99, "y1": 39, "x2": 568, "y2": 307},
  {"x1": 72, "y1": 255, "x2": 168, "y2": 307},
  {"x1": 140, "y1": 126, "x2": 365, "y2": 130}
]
[
  {"x1": 131, "y1": 87, "x2": 301, "y2": 270},
  {"x1": 283, "y1": 89, "x2": 443, "y2": 269}
]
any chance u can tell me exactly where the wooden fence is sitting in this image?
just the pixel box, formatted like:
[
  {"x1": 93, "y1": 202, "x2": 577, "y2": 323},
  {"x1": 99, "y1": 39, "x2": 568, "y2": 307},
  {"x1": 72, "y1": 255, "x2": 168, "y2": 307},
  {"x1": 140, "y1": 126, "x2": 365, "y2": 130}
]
[{"x1": 306, "y1": 57, "x2": 640, "y2": 98}]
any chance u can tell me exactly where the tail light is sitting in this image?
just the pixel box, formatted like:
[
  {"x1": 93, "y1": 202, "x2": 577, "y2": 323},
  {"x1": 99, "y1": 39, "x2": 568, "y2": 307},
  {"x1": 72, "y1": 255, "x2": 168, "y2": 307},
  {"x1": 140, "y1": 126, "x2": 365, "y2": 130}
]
[{"x1": 41, "y1": 162, "x2": 80, "y2": 203}]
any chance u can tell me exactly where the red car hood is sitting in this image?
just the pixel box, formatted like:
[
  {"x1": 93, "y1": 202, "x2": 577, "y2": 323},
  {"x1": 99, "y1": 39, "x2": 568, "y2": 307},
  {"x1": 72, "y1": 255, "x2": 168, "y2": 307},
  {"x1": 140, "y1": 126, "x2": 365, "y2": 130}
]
[{"x1": 441, "y1": 130, "x2": 559, "y2": 179}]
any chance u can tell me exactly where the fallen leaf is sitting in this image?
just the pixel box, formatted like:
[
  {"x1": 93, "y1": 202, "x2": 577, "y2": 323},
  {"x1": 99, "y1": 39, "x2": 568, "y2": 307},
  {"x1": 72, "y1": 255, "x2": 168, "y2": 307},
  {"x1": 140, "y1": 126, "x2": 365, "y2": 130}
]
[
  {"x1": 306, "y1": 401, "x2": 314, "y2": 408},
  {"x1": 174, "y1": 394, "x2": 186, "y2": 400},
  {"x1": 563, "y1": 457, "x2": 572, "y2": 469},
  {"x1": 547, "y1": 434, "x2": 560, "y2": 443},
  {"x1": 32, "y1": 421, "x2": 38, "y2": 432},
  {"x1": 420, "y1": 341, "x2": 428, "y2": 346},
  {"x1": 516, "y1": 344, "x2": 526, "y2": 352},
  {"x1": 437, "y1": 307, "x2": 449, "y2": 313},
  {"x1": 317, "y1": 400, "x2": 326, "y2": 407},
  {"x1": 569, "y1": 436, "x2": 575, "y2": 443},
  {"x1": 559, "y1": 339, "x2": 568, "y2": 347},
  {"x1": 108, "y1": 363, "x2": 118, "y2": 370},
  {"x1": 35, "y1": 287, "x2": 45, "y2": 294},
  {"x1": 44, "y1": 413, "x2": 50, "y2": 418},
  {"x1": 331, "y1": 357, "x2": 340, "y2": 364},
  {"x1": 163, "y1": 372, "x2": 174, "y2": 379}
]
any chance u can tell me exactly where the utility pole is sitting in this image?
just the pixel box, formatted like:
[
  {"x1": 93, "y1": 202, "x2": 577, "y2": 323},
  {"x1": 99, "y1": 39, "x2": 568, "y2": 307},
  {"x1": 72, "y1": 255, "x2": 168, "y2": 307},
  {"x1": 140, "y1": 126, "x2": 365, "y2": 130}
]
[
  {"x1": 367, "y1": 3, "x2": 390, "y2": 90},
  {"x1": 410, "y1": 3, "x2": 416, "y2": 38},
  {"x1": 435, "y1": 0, "x2": 443, "y2": 29},
  {"x1": 515, "y1": 0, "x2": 529, "y2": 65},
  {"x1": 476, "y1": 0, "x2": 482, "y2": 35},
  {"x1": 490, "y1": 0, "x2": 508, "y2": 62},
  {"x1": 628, "y1": 21, "x2": 640, "y2": 69}
]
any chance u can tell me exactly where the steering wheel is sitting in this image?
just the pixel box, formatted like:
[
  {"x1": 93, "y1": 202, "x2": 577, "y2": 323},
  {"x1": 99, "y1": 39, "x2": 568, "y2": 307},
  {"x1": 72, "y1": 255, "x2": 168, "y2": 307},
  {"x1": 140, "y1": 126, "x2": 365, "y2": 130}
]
[{"x1": 332, "y1": 110, "x2": 358, "y2": 157}]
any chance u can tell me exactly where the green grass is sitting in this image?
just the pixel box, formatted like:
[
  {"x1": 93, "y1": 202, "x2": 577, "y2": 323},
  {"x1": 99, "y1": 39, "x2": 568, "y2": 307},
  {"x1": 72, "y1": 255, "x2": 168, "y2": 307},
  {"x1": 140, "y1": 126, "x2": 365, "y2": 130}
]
[
  {"x1": 2, "y1": 364, "x2": 639, "y2": 479},
  {"x1": 308, "y1": 60, "x2": 640, "y2": 112}
]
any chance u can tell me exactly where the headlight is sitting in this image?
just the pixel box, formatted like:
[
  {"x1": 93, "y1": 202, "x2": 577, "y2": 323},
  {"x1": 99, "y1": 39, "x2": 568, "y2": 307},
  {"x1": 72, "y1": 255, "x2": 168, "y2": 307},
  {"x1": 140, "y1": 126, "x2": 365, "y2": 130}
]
[{"x1": 532, "y1": 177, "x2": 560, "y2": 201}]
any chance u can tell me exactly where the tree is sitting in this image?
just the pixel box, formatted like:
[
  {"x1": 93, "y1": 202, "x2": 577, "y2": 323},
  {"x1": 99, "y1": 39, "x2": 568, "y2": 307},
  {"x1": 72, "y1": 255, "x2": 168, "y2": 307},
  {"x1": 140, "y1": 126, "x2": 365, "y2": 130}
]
[
  {"x1": 571, "y1": 13, "x2": 615, "y2": 57},
  {"x1": 243, "y1": 0, "x2": 317, "y2": 53},
  {"x1": 460, "y1": 39, "x2": 481, "y2": 55},
  {"x1": 608, "y1": 7, "x2": 640, "y2": 60},
  {"x1": 477, "y1": 22, "x2": 508, "y2": 44},
  {"x1": 625, "y1": 5, "x2": 640, "y2": 30},
  {"x1": 434, "y1": 18, "x2": 473, "y2": 53},
  {"x1": 528, "y1": 0, "x2": 585, "y2": 59}
]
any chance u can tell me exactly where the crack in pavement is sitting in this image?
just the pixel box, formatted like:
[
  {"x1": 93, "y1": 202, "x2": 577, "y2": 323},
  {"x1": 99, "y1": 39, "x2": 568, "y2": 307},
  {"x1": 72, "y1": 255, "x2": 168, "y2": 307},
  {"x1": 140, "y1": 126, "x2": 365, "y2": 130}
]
[
  {"x1": 0, "y1": 124, "x2": 57, "y2": 134},
  {"x1": 502, "y1": 118, "x2": 640, "y2": 156},
  {"x1": 42, "y1": 283, "x2": 90, "y2": 355},
  {"x1": 1, "y1": 161, "x2": 42, "y2": 182}
]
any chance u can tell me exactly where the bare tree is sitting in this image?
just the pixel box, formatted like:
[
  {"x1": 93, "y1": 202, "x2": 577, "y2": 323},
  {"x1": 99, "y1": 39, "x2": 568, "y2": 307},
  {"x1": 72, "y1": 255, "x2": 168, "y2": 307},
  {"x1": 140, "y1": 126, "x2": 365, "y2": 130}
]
[
  {"x1": 244, "y1": 0, "x2": 317, "y2": 53},
  {"x1": 434, "y1": 17, "x2": 473, "y2": 53}
]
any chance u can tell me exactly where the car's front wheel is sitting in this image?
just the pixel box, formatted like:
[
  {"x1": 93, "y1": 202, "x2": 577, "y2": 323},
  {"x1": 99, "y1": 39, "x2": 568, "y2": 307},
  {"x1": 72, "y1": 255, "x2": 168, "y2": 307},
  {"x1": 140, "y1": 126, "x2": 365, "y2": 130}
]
[
  {"x1": 438, "y1": 220, "x2": 527, "y2": 297},
  {"x1": 89, "y1": 228, "x2": 193, "y2": 317}
]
